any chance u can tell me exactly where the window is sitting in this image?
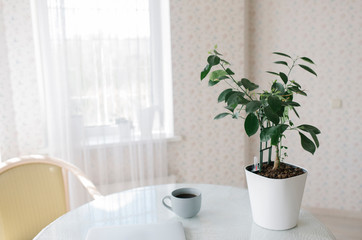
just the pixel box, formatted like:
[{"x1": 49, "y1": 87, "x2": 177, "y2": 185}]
[{"x1": 32, "y1": 0, "x2": 173, "y2": 138}]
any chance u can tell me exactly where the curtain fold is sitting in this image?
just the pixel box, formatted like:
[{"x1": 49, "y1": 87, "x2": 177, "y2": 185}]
[{"x1": 32, "y1": 0, "x2": 171, "y2": 208}]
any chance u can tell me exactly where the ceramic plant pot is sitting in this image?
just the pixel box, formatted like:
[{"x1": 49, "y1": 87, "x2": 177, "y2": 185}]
[{"x1": 245, "y1": 163, "x2": 307, "y2": 230}]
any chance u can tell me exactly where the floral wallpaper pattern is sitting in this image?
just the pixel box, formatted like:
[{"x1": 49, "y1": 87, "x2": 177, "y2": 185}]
[
  {"x1": 168, "y1": 0, "x2": 248, "y2": 187},
  {"x1": 0, "y1": 0, "x2": 19, "y2": 160},
  {"x1": 0, "y1": 0, "x2": 44, "y2": 159}
]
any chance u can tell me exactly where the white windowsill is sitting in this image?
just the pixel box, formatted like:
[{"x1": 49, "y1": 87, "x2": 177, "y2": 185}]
[
  {"x1": 84, "y1": 134, "x2": 182, "y2": 148},
  {"x1": 37, "y1": 135, "x2": 182, "y2": 154}
]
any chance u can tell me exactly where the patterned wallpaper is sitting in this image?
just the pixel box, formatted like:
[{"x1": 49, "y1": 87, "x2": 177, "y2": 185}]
[
  {"x1": 0, "y1": 0, "x2": 44, "y2": 159},
  {"x1": 0, "y1": 0, "x2": 19, "y2": 160},
  {"x1": 168, "y1": 0, "x2": 248, "y2": 187}
]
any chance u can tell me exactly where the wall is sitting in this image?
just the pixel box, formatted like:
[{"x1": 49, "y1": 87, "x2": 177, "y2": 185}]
[
  {"x1": 246, "y1": 0, "x2": 362, "y2": 211},
  {"x1": 0, "y1": 0, "x2": 44, "y2": 159},
  {"x1": 168, "y1": 0, "x2": 248, "y2": 187},
  {"x1": 0, "y1": 0, "x2": 19, "y2": 160}
]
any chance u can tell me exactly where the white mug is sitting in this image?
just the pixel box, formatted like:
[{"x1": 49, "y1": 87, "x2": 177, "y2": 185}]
[{"x1": 162, "y1": 188, "x2": 201, "y2": 218}]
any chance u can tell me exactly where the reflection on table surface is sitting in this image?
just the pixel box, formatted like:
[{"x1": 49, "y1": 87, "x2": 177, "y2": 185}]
[{"x1": 34, "y1": 184, "x2": 336, "y2": 240}]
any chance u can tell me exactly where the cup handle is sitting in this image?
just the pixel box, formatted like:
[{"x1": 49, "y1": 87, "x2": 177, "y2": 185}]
[{"x1": 162, "y1": 196, "x2": 172, "y2": 211}]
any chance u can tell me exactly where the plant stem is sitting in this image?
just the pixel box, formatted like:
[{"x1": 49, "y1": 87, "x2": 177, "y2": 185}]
[
  {"x1": 258, "y1": 109, "x2": 264, "y2": 171},
  {"x1": 272, "y1": 144, "x2": 280, "y2": 170},
  {"x1": 220, "y1": 64, "x2": 254, "y2": 101},
  {"x1": 259, "y1": 140, "x2": 263, "y2": 172},
  {"x1": 223, "y1": 78, "x2": 239, "y2": 90},
  {"x1": 237, "y1": 105, "x2": 244, "y2": 116},
  {"x1": 287, "y1": 58, "x2": 298, "y2": 78}
]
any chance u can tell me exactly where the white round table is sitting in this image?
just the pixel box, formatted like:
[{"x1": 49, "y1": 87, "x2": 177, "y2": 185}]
[{"x1": 35, "y1": 184, "x2": 336, "y2": 240}]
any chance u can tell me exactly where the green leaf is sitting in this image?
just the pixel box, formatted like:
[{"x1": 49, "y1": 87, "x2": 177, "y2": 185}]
[
  {"x1": 298, "y1": 64, "x2": 317, "y2": 76},
  {"x1": 297, "y1": 124, "x2": 321, "y2": 134},
  {"x1": 241, "y1": 78, "x2": 259, "y2": 91},
  {"x1": 218, "y1": 76, "x2": 230, "y2": 80},
  {"x1": 289, "y1": 86, "x2": 307, "y2": 96},
  {"x1": 225, "y1": 91, "x2": 243, "y2": 102},
  {"x1": 260, "y1": 128, "x2": 272, "y2": 142},
  {"x1": 238, "y1": 95, "x2": 250, "y2": 104},
  {"x1": 274, "y1": 61, "x2": 289, "y2": 67},
  {"x1": 300, "y1": 57, "x2": 315, "y2": 64},
  {"x1": 268, "y1": 95, "x2": 282, "y2": 112},
  {"x1": 308, "y1": 130, "x2": 320, "y2": 148},
  {"x1": 284, "y1": 101, "x2": 300, "y2": 107},
  {"x1": 244, "y1": 113, "x2": 259, "y2": 137},
  {"x1": 227, "y1": 92, "x2": 249, "y2": 106},
  {"x1": 225, "y1": 91, "x2": 235, "y2": 100},
  {"x1": 276, "y1": 124, "x2": 289, "y2": 134},
  {"x1": 279, "y1": 72, "x2": 288, "y2": 84},
  {"x1": 218, "y1": 89, "x2": 233, "y2": 102},
  {"x1": 225, "y1": 104, "x2": 237, "y2": 112},
  {"x1": 260, "y1": 94, "x2": 268, "y2": 104},
  {"x1": 260, "y1": 124, "x2": 288, "y2": 143},
  {"x1": 292, "y1": 107, "x2": 300, "y2": 118},
  {"x1": 266, "y1": 71, "x2": 279, "y2": 76},
  {"x1": 201, "y1": 64, "x2": 211, "y2": 80},
  {"x1": 226, "y1": 93, "x2": 239, "y2": 106},
  {"x1": 220, "y1": 59, "x2": 230, "y2": 65},
  {"x1": 207, "y1": 55, "x2": 220, "y2": 66},
  {"x1": 208, "y1": 79, "x2": 219, "y2": 86},
  {"x1": 214, "y1": 113, "x2": 230, "y2": 120},
  {"x1": 278, "y1": 105, "x2": 286, "y2": 116},
  {"x1": 264, "y1": 106, "x2": 279, "y2": 125},
  {"x1": 246, "y1": 101, "x2": 262, "y2": 114},
  {"x1": 288, "y1": 86, "x2": 299, "y2": 91},
  {"x1": 273, "y1": 52, "x2": 291, "y2": 58},
  {"x1": 299, "y1": 132, "x2": 316, "y2": 154},
  {"x1": 225, "y1": 68, "x2": 234, "y2": 75},
  {"x1": 272, "y1": 82, "x2": 285, "y2": 94},
  {"x1": 297, "y1": 90, "x2": 307, "y2": 96},
  {"x1": 271, "y1": 133, "x2": 280, "y2": 146},
  {"x1": 210, "y1": 70, "x2": 227, "y2": 81},
  {"x1": 213, "y1": 49, "x2": 223, "y2": 56},
  {"x1": 290, "y1": 80, "x2": 301, "y2": 88}
]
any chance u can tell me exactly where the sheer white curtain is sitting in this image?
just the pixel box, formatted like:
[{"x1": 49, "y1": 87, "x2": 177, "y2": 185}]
[{"x1": 32, "y1": 0, "x2": 173, "y2": 208}]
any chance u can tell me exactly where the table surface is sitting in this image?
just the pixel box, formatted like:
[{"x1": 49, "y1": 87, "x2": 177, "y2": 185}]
[{"x1": 34, "y1": 184, "x2": 336, "y2": 240}]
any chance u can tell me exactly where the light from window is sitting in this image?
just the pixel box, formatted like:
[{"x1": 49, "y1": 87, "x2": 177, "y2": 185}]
[{"x1": 33, "y1": 0, "x2": 173, "y2": 136}]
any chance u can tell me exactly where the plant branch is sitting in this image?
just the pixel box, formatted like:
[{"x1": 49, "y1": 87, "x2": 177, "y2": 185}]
[
  {"x1": 220, "y1": 64, "x2": 254, "y2": 101},
  {"x1": 222, "y1": 78, "x2": 239, "y2": 90},
  {"x1": 287, "y1": 57, "x2": 298, "y2": 78}
]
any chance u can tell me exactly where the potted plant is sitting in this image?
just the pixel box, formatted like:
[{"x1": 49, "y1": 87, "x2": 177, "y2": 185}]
[{"x1": 200, "y1": 46, "x2": 320, "y2": 230}]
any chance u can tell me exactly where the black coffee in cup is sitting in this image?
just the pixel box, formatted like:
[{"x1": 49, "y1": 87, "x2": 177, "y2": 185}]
[{"x1": 175, "y1": 193, "x2": 196, "y2": 198}]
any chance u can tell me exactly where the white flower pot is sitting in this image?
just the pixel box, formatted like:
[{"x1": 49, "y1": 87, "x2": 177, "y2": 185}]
[{"x1": 245, "y1": 163, "x2": 307, "y2": 230}]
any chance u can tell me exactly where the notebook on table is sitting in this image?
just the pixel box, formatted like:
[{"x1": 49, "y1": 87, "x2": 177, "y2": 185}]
[{"x1": 86, "y1": 221, "x2": 186, "y2": 240}]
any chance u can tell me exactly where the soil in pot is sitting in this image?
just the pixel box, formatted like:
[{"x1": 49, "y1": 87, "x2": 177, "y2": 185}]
[{"x1": 254, "y1": 162, "x2": 304, "y2": 179}]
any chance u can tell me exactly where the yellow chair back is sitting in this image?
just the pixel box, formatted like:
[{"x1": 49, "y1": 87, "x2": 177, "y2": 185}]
[
  {"x1": 0, "y1": 162, "x2": 68, "y2": 240},
  {"x1": 0, "y1": 155, "x2": 102, "y2": 240}
]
